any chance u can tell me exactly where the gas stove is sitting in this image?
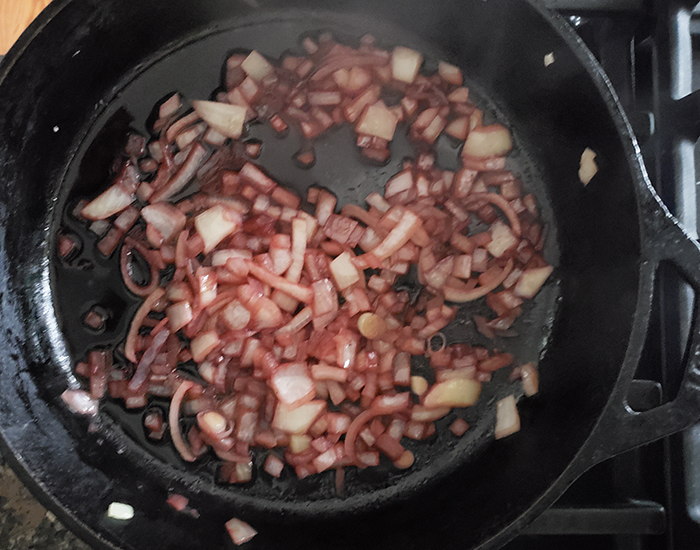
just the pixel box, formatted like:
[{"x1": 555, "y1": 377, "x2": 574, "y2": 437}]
[{"x1": 505, "y1": 1, "x2": 700, "y2": 548}]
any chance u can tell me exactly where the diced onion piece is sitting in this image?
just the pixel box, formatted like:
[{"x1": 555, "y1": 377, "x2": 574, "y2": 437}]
[
  {"x1": 289, "y1": 434, "x2": 312, "y2": 453},
  {"x1": 61, "y1": 389, "x2": 99, "y2": 416},
  {"x1": 462, "y1": 123, "x2": 512, "y2": 158},
  {"x1": 487, "y1": 220, "x2": 518, "y2": 258},
  {"x1": 366, "y1": 192, "x2": 390, "y2": 213},
  {"x1": 495, "y1": 394, "x2": 521, "y2": 439},
  {"x1": 445, "y1": 116, "x2": 470, "y2": 141},
  {"x1": 212, "y1": 249, "x2": 253, "y2": 266},
  {"x1": 411, "y1": 376, "x2": 429, "y2": 396},
  {"x1": 357, "y1": 312, "x2": 386, "y2": 339},
  {"x1": 194, "y1": 205, "x2": 242, "y2": 253},
  {"x1": 167, "y1": 301, "x2": 193, "y2": 333},
  {"x1": 226, "y1": 517, "x2": 258, "y2": 546},
  {"x1": 312, "y1": 278, "x2": 338, "y2": 318},
  {"x1": 190, "y1": 330, "x2": 220, "y2": 363},
  {"x1": 270, "y1": 363, "x2": 315, "y2": 407},
  {"x1": 449, "y1": 418, "x2": 470, "y2": 436},
  {"x1": 391, "y1": 46, "x2": 423, "y2": 83},
  {"x1": 356, "y1": 101, "x2": 398, "y2": 141},
  {"x1": 241, "y1": 50, "x2": 274, "y2": 80},
  {"x1": 579, "y1": 147, "x2": 598, "y2": 186},
  {"x1": 330, "y1": 251, "x2": 361, "y2": 290},
  {"x1": 222, "y1": 300, "x2": 251, "y2": 331},
  {"x1": 394, "y1": 449, "x2": 415, "y2": 469},
  {"x1": 448, "y1": 87, "x2": 470, "y2": 103},
  {"x1": 192, "y1": 100, "x2": 247, "y2": 139},
  {"x1": 198, "y1": 410, "x2": 229, "y2": 438},
  {"x1": 513, "y1": 265, "x2": 553, "y2": 298},
  {"x1": 520, "y1": 362, "x2": 539, "y2": 396},
  {"x1": 385, "y1": 170, "x2": 414, "y2": 198},
  {"x1": 272, "y1": 400, "x2": 326, "y2": 434},
  {"x1": 452, "y1": 255, "x2": 472, "y2": 279},
  {"x1": 81, "y1": 184, "x2": 133, "y2": 221},
  {"x1": 107, "y1": 502, "x2": 134, "y2": 520},
  {"x1": 368, "y1": 209, "x2": 422, "y2": 262},
  {"x1": 410, "y1": 405, "x2": 450, "y2": 422},
  {"x1": 141, "y1": 203, "x2": 186, "y2": 244},
  {"x1": 438, "y1": 61, "x2": 463, "y2": 86},
  {"x1": 423, "y1": 379, "x2": 481, "y2": 408}
]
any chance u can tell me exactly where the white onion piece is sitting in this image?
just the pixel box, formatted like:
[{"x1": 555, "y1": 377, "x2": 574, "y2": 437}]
[
  {"x1": 423, "y1": 379, "x2": 481, "y2": 408},
  {"x1": 211, "y1": 249, "x2": 253, "y2": 266},
  {"x1": 222, "y1": 300, "x2": 251, "y2": 331},
  {"x1": 495, "y1": 394, "x2": 521, "y2": 439},
  {"x1": 270, "y1": 363, "x2": 315, "y2": 406},
  {"x1": 462, "y1": 123, "x2": 513, "y2": 158},
  {"x1": 330, "y1": 251, "x2": 361, "y2": 290},
  {"x1": 368, "y1": 209, "x2": 422, "y2": 262},
  {"x1": 194, "y1": 204, "x2": 242, "y2": 253},
  {"x1": 579, "y1": 147, "x2": 598, "y2": 185},
  {"x1": 514, "y1": 265, "x2": 553, "y2": 298},
  {"x1": 107, "y1": 502, "x2": 134, "y2": 520},
  {"x1": 391, "y1": 46, "x2": 423, "y2": 83},
  {"x1": 192, "y1": 100, "x2": 247, "y2": 139},
  {"x1": 159, "y1": 93, "x2": 181, "y2": 120},
  {"x1": 61, "y1": 389, "x2": 99, "y2": 416},
  {"x1": 312, "y1": 278, "x2": 338, "y2": 317},
  {"x1": 167, "y1": 301, "x2": 193, "y2": 333},
  {"x1": 487, "y1": 220, "x2": 518, "y2": 258},
  {"x1": 355, "y1": 101, "x2": 398, "y2": 141},
  {"x1": 190, "y1": 331, "x2": 220, "y2": 363},
  {"x1": 225, "y1": 517, "x2": 258, "y2": 546},
  {"x1": 141, "y1": 203, "x2": 186, "y2": 243},
  {"x1": 385, "y1": 170, "x2": 414, "y2": 198},
  {"x1": 520, "y1": 362, "x2": 539, "y2": 396},
  {"x1": 444, "y1": 116, "x2": 470, "y2": 141},
  {"x1": 272, "y1": 400, "x2": 326, "y2": 434},
  {"x1": 438, "y1": 60, "x2": 463, "y2": 86},
  {"x1": 81, "y1": 183, "x2": 134, "y2": 221},
  {"x1": 241, "y1": 50, "x2": 274, "y2": 81}
]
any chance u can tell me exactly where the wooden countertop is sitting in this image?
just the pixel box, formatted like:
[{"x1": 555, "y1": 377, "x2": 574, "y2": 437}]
[{"x1": 0, "y1": 0, "x2": 53, "y2": 55}]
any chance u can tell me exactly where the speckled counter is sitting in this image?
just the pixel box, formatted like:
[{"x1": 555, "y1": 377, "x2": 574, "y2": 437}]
[{"x1": 0, "y1": 455, "x2": 91, "y2": 550}]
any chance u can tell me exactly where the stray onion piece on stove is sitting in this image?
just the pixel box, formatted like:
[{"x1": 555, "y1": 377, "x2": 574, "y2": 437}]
[{"x1": 59, "y1": 34, "x2": 553, "y2": 542}]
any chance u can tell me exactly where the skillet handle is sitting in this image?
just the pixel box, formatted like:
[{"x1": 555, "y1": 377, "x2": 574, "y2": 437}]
[{"x1": 583, "y1": 198, "x2": 700, "y2": 466}]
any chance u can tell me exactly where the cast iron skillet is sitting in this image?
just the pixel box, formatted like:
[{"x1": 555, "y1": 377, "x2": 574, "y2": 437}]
[{"x1": 2, "y1": 0, "x2": 700, "y2": 549}]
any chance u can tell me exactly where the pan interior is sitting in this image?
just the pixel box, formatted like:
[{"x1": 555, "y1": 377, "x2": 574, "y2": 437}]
[{"x1": 51, "y1": 9, "x2": 560, "y2": 514}]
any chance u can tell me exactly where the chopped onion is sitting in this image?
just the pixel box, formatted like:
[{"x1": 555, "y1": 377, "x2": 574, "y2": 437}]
[
  {"x1": 495, "y1": 394, "x2": 521, "y2": 439},
  {"x1": 61, "y1": 389, "x2": 99, "y2": 416},
  {"x1": 192, "y1": 100, "x2": 246, "y2": 139},
  {"x1": 225, "y1": 517, "x2": 258, "y2": 546},
  {"x1": 391, "y1": 46, "x2": 423, "y2": 83},
  {"x1": 61, "y1": 34, "x2": 553, "y2": 495}
]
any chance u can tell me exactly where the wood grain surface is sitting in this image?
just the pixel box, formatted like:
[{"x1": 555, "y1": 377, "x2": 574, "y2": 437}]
[{"x1": 0, "y1": 0, "x2": 53, "y2": 55}]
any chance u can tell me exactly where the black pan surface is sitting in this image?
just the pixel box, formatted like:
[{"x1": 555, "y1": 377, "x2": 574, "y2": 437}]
[{"x1": 2, "y1": 0, "x2": 700, "y2": 549}]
